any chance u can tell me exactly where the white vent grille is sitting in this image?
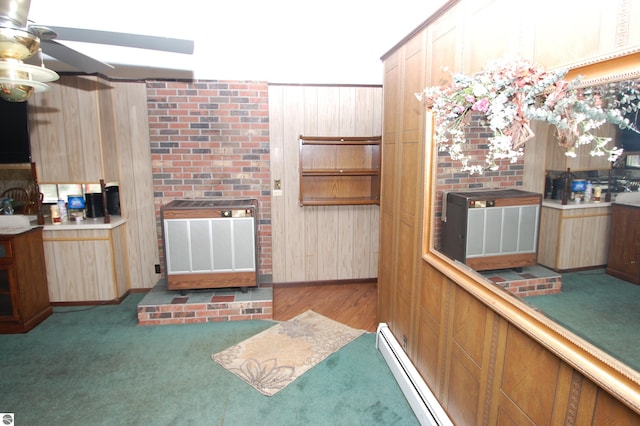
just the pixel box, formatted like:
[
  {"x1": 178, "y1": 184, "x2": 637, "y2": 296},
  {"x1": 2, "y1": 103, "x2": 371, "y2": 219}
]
[{"x1": 164, "y1": 217, "x2": 256, "y2": 275}]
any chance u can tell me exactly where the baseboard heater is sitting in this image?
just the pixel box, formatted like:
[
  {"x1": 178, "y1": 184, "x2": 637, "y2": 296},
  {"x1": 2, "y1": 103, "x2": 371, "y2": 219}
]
[{"x1": 376, "y1": 324, "x2": 452, "y2": 426}]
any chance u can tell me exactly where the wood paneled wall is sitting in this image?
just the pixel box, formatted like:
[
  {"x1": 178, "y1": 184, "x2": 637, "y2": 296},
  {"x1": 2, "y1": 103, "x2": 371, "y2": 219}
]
[
  {"x1": 268, "y1": 85, "x2": 382, "y2": 282},
  {"x1": 109, "y1": 82, "x2": 160, "y2": 289},
  {"x1": 379, "y1": 0, "x2": 640, "y2": 422}
]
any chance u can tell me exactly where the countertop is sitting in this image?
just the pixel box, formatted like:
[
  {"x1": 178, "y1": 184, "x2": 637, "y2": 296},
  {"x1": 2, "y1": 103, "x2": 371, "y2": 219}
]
[
  {"x1": 37, "y1": 215, "x2": 127, "y2": 230},
  {"x1": 543, "y1": 191, "x2": 640, "y2": 209},
  {"x1": 0, "y1": 215, "x2": 39, "y2": 235},
  {"x1": 612, "y1": 192, "x2": 640, "y2": 207},
  {"x1": 0, "y1": 214, "x2": 127, "y2": 234},
  {"x1": 542, "y1": 199, "x2": 612, "y2": 210}
]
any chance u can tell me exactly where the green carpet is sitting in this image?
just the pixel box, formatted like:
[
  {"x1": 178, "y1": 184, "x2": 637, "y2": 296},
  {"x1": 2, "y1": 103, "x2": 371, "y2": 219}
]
[
  {"x1": 524, "y1": 269, "x2": 640, "y2": 372},
  {"x1": 0, "y1": 294, "x2": 418, "y2": 426}
]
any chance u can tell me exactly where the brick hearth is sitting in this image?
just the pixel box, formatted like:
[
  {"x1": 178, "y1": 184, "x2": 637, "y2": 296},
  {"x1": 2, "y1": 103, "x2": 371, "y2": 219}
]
[
  {"x1": 137, "y1": 280, "x2": 273, "y2": 326},
  {"x1": 479, "y1": 265, "x2": 562, "y2": 297}
]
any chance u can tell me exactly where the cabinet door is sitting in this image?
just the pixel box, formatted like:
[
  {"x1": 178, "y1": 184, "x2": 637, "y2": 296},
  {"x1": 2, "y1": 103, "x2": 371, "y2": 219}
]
[
  {"x1": 607, "y1": 206, "x2": 640, "y2": 281},
  {"x1": 556, "y1": 207, "x2": 612, "y2": 270},
  {"x1": 0, "y1": 266, "x2": 17, "y2": 320},
  {"x1": 28, "y1": 76, "x2": 104, "y2": 182},
  {"x1": 43, "y1": 231, "x2": 117, "y2": 302},
  {"x1": 0, "y1": 239, "x2": 17, "y2": 319}
]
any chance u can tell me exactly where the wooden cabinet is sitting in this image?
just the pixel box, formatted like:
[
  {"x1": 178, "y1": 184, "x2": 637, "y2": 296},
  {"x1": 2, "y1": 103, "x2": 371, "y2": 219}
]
[
  {"x1": 28, "y1": 75, "x2": 115, "y2": 183},
  {"x1": 0, "y1": 228, "x2": 52, "y2": 333},
  {"x1": 538, "y1": 203, "x2": 612, "y2": 271},
  {"x1": 299, "y1": 135, "x2": 381, "y2": 206},
  {"x1": 42, "y1": 219, "x2": 129, "y2": 303},
  {"x1": 606, "y1": 204, "x2": 640, "y2": 284},
  {"x1": 29, "y1": 77, "x2": 160, "y2": 291}
]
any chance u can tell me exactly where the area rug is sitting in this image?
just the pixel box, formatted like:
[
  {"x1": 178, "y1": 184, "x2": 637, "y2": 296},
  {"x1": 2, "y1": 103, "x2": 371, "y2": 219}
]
[{"x1": 211, "y1": 310, "x2": 365, "y2": 396}]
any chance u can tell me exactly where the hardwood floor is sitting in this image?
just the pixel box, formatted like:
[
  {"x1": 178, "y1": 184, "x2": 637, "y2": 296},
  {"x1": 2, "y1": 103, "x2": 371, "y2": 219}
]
[{"x1": 272, "y1": 281, "x2": 378, "y2": 332}]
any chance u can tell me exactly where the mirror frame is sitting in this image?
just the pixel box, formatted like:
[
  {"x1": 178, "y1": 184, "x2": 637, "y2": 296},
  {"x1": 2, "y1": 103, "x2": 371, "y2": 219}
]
[{"x1": 421, "y1": 47, "x2": 640, "y2": 413}]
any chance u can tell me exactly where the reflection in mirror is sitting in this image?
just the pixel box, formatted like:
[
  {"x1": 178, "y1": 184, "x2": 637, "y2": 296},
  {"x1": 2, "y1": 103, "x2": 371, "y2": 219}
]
[
  {"x1": 423, "y1": 49, "x2": 640, "y2": 392},
  {"x1": 417, "y1": 59, "x2": 639, "y2": 175},
  {"x1": 523, "y1": 76, "x2": 640, "y2": 373}
]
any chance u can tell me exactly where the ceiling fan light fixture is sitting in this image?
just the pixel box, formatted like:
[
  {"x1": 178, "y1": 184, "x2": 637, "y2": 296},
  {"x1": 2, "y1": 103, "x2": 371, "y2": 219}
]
[
  {"x1": 0, "y1": 0, "x2": 60, "y2": 102},
  {"x1": 0, "y1": 58, "x2": 58, "y2": 102},
  {"x1": 0, "y1": 0, "x2": 31, "y2": 28},
  {"x1": 0, "y1": 79, "x2": 34, "y2": 102},
  {"x1": 0, "y1": 26, "x2": 39, "y2": 60}
]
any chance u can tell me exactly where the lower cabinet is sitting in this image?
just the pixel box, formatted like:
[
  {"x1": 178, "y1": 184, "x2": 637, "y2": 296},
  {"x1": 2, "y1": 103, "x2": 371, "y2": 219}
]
[
  {"x1": 538, "y1": 204, "x2": 612, "y2": 271},
  {"x1": 42, "y1": 220, "x2": 129, "y2": 302},
  {"x1": 0, "y1": 228, "x2": 52, "y2": 333},
  {"x1": 606, "y1": 204, "x2": 640, "y2": 284}
]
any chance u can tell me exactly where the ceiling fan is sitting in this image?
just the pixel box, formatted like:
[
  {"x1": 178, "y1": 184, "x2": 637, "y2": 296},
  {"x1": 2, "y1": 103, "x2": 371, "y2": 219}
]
[{"x1": 0, "y1": 0, "x2": 194, "y2": 101}]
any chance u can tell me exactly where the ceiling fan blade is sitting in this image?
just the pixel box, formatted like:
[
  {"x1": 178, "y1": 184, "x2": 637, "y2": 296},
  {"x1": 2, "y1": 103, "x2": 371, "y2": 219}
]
[
  {"x1": 40, "y1": 39, "x2": 114, "y2": 74},
  {"x1": 44, "y1": 26, "x2": 194, "y2": 55}
]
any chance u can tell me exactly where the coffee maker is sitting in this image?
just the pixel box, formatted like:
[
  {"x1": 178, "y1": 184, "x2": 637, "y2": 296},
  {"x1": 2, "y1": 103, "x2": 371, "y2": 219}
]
[
  {"x1": 105, "y1": 186, "x2": 120, "y2": 215},
  {"x1": 85, "y1": 193, "x2": 104, "y2": 218}
]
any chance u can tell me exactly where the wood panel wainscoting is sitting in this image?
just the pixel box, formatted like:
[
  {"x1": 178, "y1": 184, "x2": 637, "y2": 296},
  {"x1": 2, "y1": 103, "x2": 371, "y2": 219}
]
[{"x1": 378, "y1": 0, "x2": 640, "y2": 423}]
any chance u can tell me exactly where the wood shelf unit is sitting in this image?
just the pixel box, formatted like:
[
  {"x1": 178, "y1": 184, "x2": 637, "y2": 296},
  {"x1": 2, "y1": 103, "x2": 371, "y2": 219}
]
[{"x1": 299, "y1": 135, "x2": 381, "y2": 206}]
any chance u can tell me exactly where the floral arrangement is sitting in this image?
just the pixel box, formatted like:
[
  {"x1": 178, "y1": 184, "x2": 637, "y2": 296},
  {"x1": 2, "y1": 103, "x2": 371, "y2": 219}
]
[{"x1": 416, "y1": 58, "x2": 639, "y2": 174}]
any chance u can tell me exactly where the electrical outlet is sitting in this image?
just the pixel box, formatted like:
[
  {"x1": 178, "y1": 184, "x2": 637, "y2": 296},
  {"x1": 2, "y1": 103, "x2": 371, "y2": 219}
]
[
  {"x1": 402, "y1": 335, "x2": 408, "y2": 349},
  {"x1": 154, "y1": 264, "x2": 161, "y2": 274}
]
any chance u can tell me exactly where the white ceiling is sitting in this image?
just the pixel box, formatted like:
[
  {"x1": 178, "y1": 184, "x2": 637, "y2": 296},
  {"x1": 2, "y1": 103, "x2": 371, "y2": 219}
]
[{"x1": 28, "y1": 0, "x2": 448, "y2": 84}]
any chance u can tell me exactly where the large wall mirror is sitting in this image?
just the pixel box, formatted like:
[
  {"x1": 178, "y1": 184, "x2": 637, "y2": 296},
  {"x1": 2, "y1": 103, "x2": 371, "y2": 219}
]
[{"x1": 422, "y1": 48, "x2": 640, "y2": 410}]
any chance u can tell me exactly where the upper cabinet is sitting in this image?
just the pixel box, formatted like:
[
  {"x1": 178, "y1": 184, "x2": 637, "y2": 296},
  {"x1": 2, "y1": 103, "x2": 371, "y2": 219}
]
[
  {"x1": 28, "y1": 76, "x2": 118, "y2": 183},
  {"x1": 298, "y1": 135, "x2": 381, "y2": 206}
]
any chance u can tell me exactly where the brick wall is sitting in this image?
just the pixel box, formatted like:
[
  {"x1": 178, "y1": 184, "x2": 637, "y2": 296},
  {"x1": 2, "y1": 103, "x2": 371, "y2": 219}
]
[
  {"x1": 433, "y1": 114, "x2": 525, "y2": 249},
  {"x1": 146, "y1": 80, "x2": 272, "y2": 280}
]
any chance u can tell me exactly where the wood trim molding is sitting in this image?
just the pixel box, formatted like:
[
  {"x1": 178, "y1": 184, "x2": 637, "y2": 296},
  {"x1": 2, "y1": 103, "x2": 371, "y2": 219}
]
[
  {"x1": 266, "y1": 278, "x2": 377, "y2": 288},
  {"x1": 380, "y1": 0, "x2": 459, "y2": 61},
  {"x1": 560, "y1": 46, "x2": 640, "y2": 87}
]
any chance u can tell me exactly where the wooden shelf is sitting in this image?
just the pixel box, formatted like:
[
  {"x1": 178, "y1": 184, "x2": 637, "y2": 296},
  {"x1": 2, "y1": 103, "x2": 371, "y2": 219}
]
[
  {"x1": 299, "y1": 197, "x2": 380, "y2": 206},
  {"x1": 299, "y1": 136, "x2": 382, "y2": 145},
  {"x1": 301, "y1": 168, "x2": 380, "y2": 176},
  {"x1": 299, "y1": 135, "x2": 381, "y2": 207}
]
